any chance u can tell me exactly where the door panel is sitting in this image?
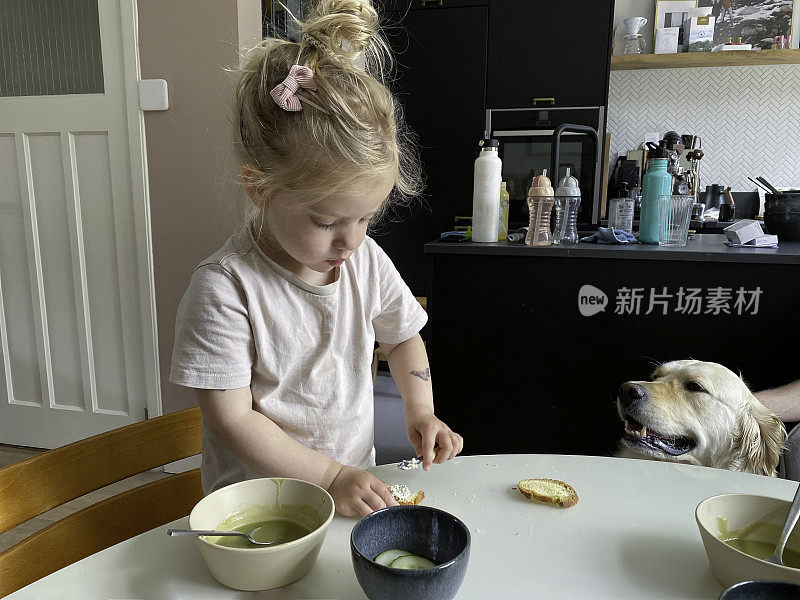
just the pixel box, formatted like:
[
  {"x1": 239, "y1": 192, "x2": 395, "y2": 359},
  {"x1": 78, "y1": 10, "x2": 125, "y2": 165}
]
[
  {"x1": 0, "y1": 0, "x2": 158, "y2": 447},
  {"x1": 487, "y1": 0, "x2": 614, "y2": 109}
]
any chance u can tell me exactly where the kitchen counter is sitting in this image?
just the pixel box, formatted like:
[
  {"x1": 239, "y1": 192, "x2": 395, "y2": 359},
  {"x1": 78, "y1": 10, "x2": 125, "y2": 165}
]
[
  {"x1": 424, "y1": 233, "x2": 800, "y2": 457},
  {"x1": 424, "y1": 234, "x2": 800, "y2": 264}
]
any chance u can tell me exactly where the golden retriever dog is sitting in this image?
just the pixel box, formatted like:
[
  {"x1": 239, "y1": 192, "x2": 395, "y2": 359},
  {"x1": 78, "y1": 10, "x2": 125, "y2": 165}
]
[{"x1": 616, "y1": 360, "x2": 786, "y2": 476}]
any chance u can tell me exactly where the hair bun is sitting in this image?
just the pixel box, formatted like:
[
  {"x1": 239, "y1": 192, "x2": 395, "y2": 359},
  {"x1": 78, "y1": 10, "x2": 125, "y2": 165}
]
[{"x1": 301, "y1": 0, "x2": 382, "y2": 65}]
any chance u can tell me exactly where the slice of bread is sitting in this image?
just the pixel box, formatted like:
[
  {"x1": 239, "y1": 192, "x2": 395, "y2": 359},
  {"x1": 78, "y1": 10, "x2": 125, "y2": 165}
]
[
  {"x1": 518, "y1": 478, "x2": 578, "y2": 508},
  {"x1": 388, "y1": 484, "x2": 425, "y2": 505}
]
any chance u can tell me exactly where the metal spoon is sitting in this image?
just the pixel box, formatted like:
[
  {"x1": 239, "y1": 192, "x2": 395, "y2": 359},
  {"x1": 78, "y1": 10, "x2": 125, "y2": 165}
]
[
  {"x1": 166, "y1": 527, "x2": 277, "y2": 546},
  {"x1": 765, "y1": 483, "x2": 800, "y2": 565}
]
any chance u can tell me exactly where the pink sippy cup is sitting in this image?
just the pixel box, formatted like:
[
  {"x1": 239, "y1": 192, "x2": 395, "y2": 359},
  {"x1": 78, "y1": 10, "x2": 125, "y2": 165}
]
[{"x1": 525, "y1": 170, "x2": 555, "y2": 247}]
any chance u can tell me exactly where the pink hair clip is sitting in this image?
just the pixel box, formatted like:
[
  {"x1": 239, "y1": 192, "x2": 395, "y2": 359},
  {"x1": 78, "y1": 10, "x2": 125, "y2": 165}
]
[{"x1": 270, "y1": 65, "x2": 329, "y2": 114}]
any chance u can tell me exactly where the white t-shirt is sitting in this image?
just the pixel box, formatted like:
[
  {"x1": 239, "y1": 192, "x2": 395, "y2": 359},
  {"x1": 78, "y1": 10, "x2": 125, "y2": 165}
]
[{"x1": 169, "y1": 229, "x2": 427, "y2": 494}]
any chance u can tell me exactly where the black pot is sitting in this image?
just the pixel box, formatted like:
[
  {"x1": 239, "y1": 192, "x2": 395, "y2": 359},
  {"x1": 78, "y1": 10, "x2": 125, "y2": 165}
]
[{"x1": 764, "y1": 192, "x2": 800, "y2": 241}]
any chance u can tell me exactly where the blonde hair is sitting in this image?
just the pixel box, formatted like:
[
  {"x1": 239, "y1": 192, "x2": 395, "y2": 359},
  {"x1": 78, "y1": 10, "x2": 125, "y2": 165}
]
[{"x1": 233, "y1": 0, "x2": 423, "y2": 231}]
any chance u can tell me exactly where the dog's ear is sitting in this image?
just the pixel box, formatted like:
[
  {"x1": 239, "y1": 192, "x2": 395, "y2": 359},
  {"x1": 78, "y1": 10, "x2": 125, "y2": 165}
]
[{"x1": 735, "y1": 398, "x2": 787, "y2": 476}]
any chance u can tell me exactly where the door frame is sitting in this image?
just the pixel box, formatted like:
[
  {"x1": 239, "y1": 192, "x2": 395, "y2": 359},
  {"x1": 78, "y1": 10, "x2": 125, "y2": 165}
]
[{"x1": 120, "y1": 0, "x2": 161, "y2": 419}]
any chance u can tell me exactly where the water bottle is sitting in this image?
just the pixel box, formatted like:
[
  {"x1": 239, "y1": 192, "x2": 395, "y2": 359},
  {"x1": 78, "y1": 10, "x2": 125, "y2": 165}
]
[
  {"x1": 639, "y1": 142, "x2": 673, "y2": 244},
  {"x1": 472, "y1": 133, "x2": 503, "y2": 243},
  {"x1": 552, "y1": 168, "x2": 581, "y2": 245},
  {"x1": 525, "y1": 170, "x2": 555, "y2": 247}
]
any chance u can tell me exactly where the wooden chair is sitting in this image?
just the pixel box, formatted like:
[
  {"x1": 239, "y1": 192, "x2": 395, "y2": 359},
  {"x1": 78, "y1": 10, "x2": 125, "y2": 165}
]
[
  {"x1": 0, "y1": 407, "x2": 202, "y2": 597},
  {"x1": 372, "y1": 296, "x2": 428, "y2": 386}
]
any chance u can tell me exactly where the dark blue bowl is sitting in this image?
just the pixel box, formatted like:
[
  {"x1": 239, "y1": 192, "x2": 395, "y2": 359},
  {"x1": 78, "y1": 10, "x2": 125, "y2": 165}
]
[
  {"x1": 350, "y1": 505, "x2": 470, "y2": 600},
  {"x1": 719, "y1": 579, "x2": 800, "y2": 599}
]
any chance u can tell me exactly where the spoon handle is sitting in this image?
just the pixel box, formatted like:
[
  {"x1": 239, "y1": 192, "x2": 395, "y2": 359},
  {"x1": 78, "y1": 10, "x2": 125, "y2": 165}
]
[
  {"x1": 774, "y1": 483, "x2": 800, "y2": 562},
  {"x1": 167, "y1": 528, "x2": 246, "y2": 538}
]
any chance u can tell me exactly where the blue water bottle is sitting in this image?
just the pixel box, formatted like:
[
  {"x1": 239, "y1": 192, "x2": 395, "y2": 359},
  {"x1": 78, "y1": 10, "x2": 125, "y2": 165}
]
[{"x1": 638, "y1": 141, "x2": 673, "y2": 244}]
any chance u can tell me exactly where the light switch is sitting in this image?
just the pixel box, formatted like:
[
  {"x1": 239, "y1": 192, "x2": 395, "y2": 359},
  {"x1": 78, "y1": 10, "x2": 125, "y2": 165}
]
[{"x1": 139, "y1": 79, "x2": 169, "y2": 111}]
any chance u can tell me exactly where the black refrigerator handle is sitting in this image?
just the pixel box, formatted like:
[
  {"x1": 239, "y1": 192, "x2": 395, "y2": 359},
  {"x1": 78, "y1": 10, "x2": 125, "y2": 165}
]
[{"x1": 550, "y1": 124, "x2": 600, "y2": 187}]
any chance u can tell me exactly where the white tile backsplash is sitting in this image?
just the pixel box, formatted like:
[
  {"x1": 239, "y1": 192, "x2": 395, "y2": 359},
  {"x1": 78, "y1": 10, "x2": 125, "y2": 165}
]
[{"x1": 607, "y1": 64, "x2": 800, "y2": 193}]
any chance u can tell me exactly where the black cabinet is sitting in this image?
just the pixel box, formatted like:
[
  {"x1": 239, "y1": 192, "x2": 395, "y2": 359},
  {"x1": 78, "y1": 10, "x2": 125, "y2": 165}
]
[
  {"x1": 486, "y1": 1, "x2": 615, "y2": 109},
  {"x1": 374, "y1": 0, "x2": 614, "y2": 293},
  {"x1": 425, "y1": 240, "x2": 800, "y2": 457},
  {"x1": 375, "y1": 2, "x2": 489, "y2": 294}
]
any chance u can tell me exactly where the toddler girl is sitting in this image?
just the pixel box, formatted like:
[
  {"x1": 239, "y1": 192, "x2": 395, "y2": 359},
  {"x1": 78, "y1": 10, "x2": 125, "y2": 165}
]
[{"x1": 170, "y1": 0, "x2": 463, "y2": 516}]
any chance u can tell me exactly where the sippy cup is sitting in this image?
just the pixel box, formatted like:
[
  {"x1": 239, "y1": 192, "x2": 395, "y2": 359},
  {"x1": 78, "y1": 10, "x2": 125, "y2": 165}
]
[
  {"x1": 525, "y1": 170, "x2": 555, "y2": 247},
  {"x1": 552, "y1": 167, "x2": 582, "y2": 245}
]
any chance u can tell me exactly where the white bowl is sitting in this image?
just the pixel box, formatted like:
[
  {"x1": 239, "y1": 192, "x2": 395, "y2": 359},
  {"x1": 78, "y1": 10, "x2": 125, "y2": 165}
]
[
  {"x1": 695, "y1": 493, "x2": 800, "y2": 588},
  {"x1": 188, "y1": 477, "x2": 334, "y2": 591}
]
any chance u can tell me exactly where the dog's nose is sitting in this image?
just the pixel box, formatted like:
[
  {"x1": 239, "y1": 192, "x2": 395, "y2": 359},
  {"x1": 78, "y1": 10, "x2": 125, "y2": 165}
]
[{"x1": 619, "y1": 382, "x2": 647, "y2": 406}]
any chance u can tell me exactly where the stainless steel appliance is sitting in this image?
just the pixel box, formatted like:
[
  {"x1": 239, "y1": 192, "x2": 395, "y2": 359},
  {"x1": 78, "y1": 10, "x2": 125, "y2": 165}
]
[{"x1": 487, "y1": 106, "x2": 605, "y2": 227}]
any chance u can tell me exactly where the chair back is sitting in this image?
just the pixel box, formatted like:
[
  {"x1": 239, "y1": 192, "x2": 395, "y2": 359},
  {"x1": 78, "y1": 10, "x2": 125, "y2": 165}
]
[{"x1": 0, "y1": 407, "x2": 202, "y2": 597}]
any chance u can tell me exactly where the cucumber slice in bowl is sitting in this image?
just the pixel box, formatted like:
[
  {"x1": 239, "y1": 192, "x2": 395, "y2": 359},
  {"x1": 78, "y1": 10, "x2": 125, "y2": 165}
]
[
  {"x1": 389, "y1": 554, "x2": 436, "y2": 570},
  {"x1": 374, "y1": 549, "x2": 412, "y2": 566}
]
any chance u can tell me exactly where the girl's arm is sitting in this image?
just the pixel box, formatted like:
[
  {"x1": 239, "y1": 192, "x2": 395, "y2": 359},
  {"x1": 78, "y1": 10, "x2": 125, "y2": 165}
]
[
  {"x1": 380, "y1": 334, "x2": 463, "y2": 470},
  {"x1": 194, "y1": 387, "x2": 397, "y2": 516}
]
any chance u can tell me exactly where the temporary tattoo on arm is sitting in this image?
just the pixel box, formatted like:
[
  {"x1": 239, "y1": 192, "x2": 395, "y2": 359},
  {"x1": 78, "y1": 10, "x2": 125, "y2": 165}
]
[{"x1": 410, "y1": 368, "x2": 431, "y2": 382}]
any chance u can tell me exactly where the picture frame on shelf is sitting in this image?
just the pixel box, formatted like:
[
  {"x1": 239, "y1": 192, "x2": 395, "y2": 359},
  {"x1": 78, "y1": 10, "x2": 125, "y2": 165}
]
[
  {"x1": 697, "y1": 0, "x2": 796, "y2": 48},
  {"x1": 654, "y1": 0, "x2": 699, "y2": 44}
]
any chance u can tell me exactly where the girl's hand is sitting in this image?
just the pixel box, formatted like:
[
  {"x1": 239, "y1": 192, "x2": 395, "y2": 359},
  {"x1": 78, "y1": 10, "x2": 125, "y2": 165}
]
[
  {"x1": 328, "y1": 466, "x2": 398, "y2": 517},
  {"x1": 405, "y1": 411, "x2": 464, "y2": 471}
]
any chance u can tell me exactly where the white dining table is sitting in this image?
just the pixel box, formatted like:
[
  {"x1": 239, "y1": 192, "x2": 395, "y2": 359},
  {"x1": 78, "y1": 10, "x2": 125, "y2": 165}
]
[{"x1": 8, "y1": 454, "x2": 798, "y2": 599}]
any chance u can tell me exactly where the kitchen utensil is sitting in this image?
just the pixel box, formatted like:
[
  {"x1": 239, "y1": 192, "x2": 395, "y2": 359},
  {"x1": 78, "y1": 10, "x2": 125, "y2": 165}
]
[
  {"x1": 704, "y1": 184, "x2": 723, "y2": 210},
  {"x1": 167, "y1": 527, "x2": 278, "y2": 546},
  {"x1": 691, "y1": 202, "x2": 706, "y2": 220},
  {"x1": 719, "y1": 580, "x2": 800, "y2": 600},
  {"x1": 765, "y1": 483, "x2": 800, "y2": 565},
  {"x1": 765, "y1": 192, "x2": 800, "y2": 241},
  {"x1": 696, "y1": 494, "x2": 800, "y2": 589},
  {"x1": 188, "y1": 477, "x2": 335, "y2": 591},
  {"x1": 719, "y1": 203, "x2": 735, "y2": 222},
  {"x1": 719, "y1": 187, "x2": 736, "y2": 221},
  {"x1": 622, "y1": 16, "x2": 647, "y2": 55},
  {"x1": 623, "y1": 16, "x2": 647, "y2": 36},
  {"x1": 757, "y1": 176, "x2": 780, "y2": 195},
  {"x1": 351, "y1": 505, "x2": 470, "y2": 600},
  {"x1": 663, "y1": 130, "x2": 681, "y2": 150},
  {"x1": 747, "y1": 176, "x2": 771, "y2": 194},
  {"x1": 623, "y1": 34, "x2": 646, "y2": 54},
  {"x1": 686, "y1": 149, "x2": 704, "y2": 162}
]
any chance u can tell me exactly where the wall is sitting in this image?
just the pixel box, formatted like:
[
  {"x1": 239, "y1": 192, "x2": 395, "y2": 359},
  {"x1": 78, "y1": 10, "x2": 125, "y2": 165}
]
[
  {"x1": 610, "y1": 1, "x2": 800, "y2": 196},
  {"x1": 137, "y1": 0, "x2": 262, "y2": 415},
  {"x1": 608, "y1": 63, "x2": 800, "y2": 192}
]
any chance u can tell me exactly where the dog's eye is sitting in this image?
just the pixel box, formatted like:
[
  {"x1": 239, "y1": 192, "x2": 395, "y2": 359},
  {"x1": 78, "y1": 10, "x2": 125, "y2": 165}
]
[{"x1": 685, "y1": 381, "x2": 706, "y2": 393}]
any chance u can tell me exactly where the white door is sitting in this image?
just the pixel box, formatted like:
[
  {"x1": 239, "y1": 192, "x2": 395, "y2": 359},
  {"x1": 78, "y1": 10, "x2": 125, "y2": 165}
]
[{"x1": 0, "y1": 0, "x2": 160, "y2": 448}]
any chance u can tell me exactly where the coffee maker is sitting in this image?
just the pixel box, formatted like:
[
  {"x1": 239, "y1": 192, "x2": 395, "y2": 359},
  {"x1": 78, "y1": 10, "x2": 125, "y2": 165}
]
[{"x1": 662, "y1": 131, "x2": 703, "y2": 198}]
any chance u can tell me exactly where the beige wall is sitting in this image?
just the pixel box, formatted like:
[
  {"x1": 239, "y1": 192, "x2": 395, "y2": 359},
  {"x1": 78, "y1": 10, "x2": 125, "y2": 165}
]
[{"x1": 137, "y1": 0, "x2": 262, "y2": 414}]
